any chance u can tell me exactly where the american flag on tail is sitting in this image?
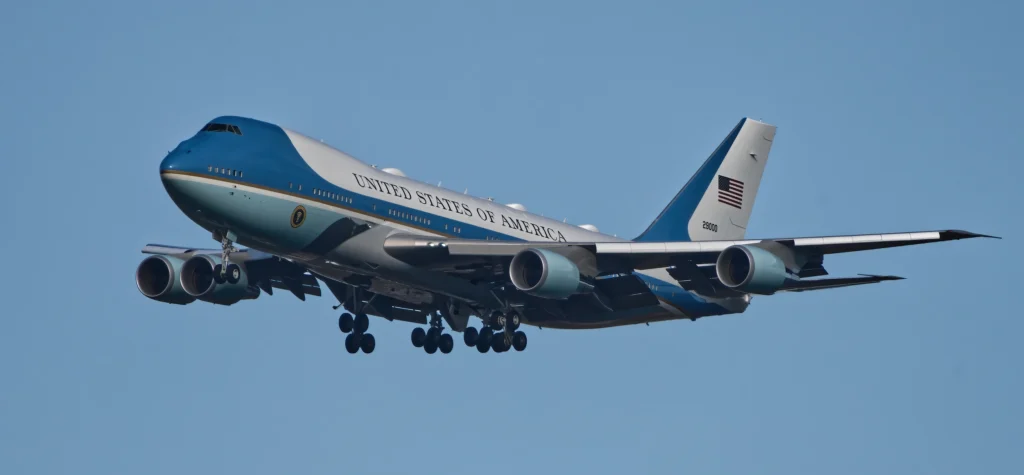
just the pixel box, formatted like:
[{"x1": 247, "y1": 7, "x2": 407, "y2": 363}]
[{"x1": 718, "y1": 175, "x2": 744, "y2": 209}]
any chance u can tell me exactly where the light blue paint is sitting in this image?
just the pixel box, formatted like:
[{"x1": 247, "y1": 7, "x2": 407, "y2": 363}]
[{"x1": 1, "y1": 2, "x2": 1020, "y2": 475}]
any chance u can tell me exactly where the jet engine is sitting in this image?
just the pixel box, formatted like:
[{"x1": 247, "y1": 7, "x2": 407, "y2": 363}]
[
  {"x1": 509, "y1": 248, "x2": 593, "y2": 299},
  {"x1": 136, "y1": 255, "x2": 196, "y2": 305},
  {"x1": 715, "y1": 244, "x2": 789, "y2": 295},
  {"x1": 180, "y1": 254, "x2": 259, "y2": 305}
]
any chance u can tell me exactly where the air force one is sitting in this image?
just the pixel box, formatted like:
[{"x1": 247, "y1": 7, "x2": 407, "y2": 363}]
[{"x1": 137, "y1": 116, "x2": 994, "y2": 354}]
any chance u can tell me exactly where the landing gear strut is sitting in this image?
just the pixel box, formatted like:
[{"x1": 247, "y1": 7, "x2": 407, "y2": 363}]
[
  {"x1": 411, "y1": 312, "x2": 454, "y2": 354},
  {"x1": 463, "y1": 310, "x2": 527, "y2": 354},
  {"x1": 212, "y1": 231, "x2": 241, "y2": 285},
  {"x1": 337, "y1": 288, "x2": 374, "y2": 354}
]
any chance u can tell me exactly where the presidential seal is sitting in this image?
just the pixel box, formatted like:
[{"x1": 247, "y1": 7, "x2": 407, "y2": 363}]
[{"x1": 290, "y1": 205, "x2": 307, "y2": 228}]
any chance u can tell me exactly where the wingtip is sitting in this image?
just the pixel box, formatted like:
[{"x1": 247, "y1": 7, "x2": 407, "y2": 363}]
[
  {"x1": 942, "y1": 230, "x2": 1001, "y2": 240},
  {"x1": 858, "y1": 274, "x2": 906, "y2": 281}
]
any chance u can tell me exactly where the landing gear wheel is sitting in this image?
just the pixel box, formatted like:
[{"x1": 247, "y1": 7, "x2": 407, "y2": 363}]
[
  {"x1": 476, "y1": 327, "x2": 493, "y2": 353},
  {"x1": 360, "y1": 333, "x2": 375, "y2": 353},
  {"x1": 438, "y1": 333, "x2": 454, "y2": 354},
  {"x1": 225, "y1": 264, "x2": 241, "y2": 284},
  {"x1": 512, "y1": 331, "x2": 527, "y2": 351},
  {"x1": 338, "y1": 313, "x2": 354, "y2": 333},
  {"x1": 478, "y1": 327, "x2": 493, "y2": 346},
  {"x1": 492, "y1": 334, "x2": 510, "y2": 353},
  {"x1": 463, "y1": 327, "x2": 479, "y2": 346},
  {"x1": 411, "y1": 327, "x2": 426, "y2": 347},
  {"x1": 344, "y1": 333, "x2": 361, "y2": 354},
  {"x1": 354, "y1": 313, "x2": 369, "y2": 333},
  {"x1": 507, "y1": 314, "x2": 520, "y2": 331},
  {"x1": 424, "y1": 337, "x2": 438, "y2": 354},
  {"x1": 213, "y1": 264, "x2": 226, "y2": 284}
]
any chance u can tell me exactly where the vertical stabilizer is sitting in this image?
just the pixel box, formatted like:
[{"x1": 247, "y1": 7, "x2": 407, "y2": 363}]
[{"x1": 634, "y1": 118, "x2": 776, "y2": 242}]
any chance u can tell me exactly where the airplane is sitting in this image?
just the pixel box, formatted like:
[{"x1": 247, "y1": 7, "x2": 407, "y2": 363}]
[{"x1": 136, "y1": 116, "x2": 995, "y2": 355}]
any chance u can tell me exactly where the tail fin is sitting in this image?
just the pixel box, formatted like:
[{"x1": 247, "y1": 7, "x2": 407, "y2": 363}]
[{"x1": 634, "y1": 117, "x2": 776, "y2": 242}]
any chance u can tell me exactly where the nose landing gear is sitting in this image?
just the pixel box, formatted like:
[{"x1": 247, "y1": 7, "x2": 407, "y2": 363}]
[{"x1": 212, "y1": 230, "x2": 241, "y2": 284}]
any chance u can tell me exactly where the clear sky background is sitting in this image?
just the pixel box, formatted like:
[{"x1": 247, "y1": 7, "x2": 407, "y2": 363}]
[{"x1": 1, "y1": 1, "x2": 1021, "y2": 474}]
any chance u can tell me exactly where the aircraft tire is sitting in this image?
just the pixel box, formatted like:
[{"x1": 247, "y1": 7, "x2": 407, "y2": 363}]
[
  {"x1": 213, "y1": 264, "x2": 226, "y2": 284},
  {"x1": 478, "y1": 327, "x2": 493, "y2": 346},
  {"x1": 438, "y1": 334, "x2": 454, "y2": 354},
  {"x1": 512, "y1": 331, "x2": 527, "y2": 352},
  {"x1": 338, "y1": 313, "x2": 354, "y2": 333},
  {"x1": 360, "y1": 333, "x2": 375, "y2": 354},
  {"x1": 225, "y1": 264, "x2": 241, "y2": 284},
  {"x1": 492, "y1": 335, "x2": 509, "y2": 353},
  {"x1": 354, "y1": 313, "x2": 369, "y2": 333},
  {"x1": 424, "y1": 338, "x2": 438, "y2": 354},
  {"x1": 344, "y1": 333, "x2": 360, "y2": 354},
  {"x1": 463, "y1": 327, "x2": 478, "y2": 346},
  {"x1": 476, "y1": 338, "x2": 490, "y2": 353},
  {"x1": 411, "y1": 327, "x2": 426, "y2": 347},
  {"x1": 507, "y1": 314, "x2": 520, "y2": 331}
]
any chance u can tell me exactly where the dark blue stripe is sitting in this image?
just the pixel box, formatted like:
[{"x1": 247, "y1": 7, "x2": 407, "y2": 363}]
[{"x1": 632, "y1": 273, "x2": 730, "y2": 316}]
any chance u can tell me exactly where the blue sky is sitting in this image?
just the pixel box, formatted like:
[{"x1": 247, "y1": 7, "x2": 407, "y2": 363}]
[{"x1": 1, "y1": 1, "x2": 1021, "y2": 473}]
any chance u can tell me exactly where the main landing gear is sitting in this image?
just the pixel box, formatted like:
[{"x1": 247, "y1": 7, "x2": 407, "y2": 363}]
[
  {"x1": 212, "y1": 231, "x2": 241, "y2": 285},
  {"x1": 463, "y1": 311, "x2": 527, "y2": 354},
  {"x1": 410, "y1": 313, "x2": 454, "y2": 354},
  {"x1": 338, "y1": 312, "x2": 375, "y2": 354},
  {"x1": 336, "y1": 286, "x2": 376, "y2": 354}
]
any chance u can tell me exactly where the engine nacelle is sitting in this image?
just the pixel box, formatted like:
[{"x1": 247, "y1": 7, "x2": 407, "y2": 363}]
[
  {"x1": 180, "y1": 255, "x2": 259, "y2": 305},
  {"x1": 136, "y1": 255, "x2": 196, "y2": 305},
  {"x1": 509, "y1": 248, "x2": 593, "y2": 299},
  {"x1": 715, "y1": 244, "x2": 789, "y2": 295}
]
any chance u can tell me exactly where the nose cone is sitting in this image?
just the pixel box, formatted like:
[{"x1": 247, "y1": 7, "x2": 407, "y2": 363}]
[{"x1": 158, "y1": 140, "x2": 203, "y2": 208}]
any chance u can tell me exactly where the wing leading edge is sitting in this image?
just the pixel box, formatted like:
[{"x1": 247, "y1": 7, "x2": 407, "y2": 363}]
[{"x1": 386, "y1": 229, "x2": 996, "y2": 268}]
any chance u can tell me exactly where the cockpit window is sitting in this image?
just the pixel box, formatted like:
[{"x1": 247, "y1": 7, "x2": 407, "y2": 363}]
[{"x1": 201, "y1": 123, "x2": 242, "y2": 135}]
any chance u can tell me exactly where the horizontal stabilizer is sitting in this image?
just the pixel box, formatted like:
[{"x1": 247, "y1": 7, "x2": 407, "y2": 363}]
[{"x1": 778, "y1": 274, "x2": 904, "y2": 293}]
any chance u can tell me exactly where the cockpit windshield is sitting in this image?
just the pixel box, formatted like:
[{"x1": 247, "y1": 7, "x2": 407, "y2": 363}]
[{"x1": 201, "y1": 123, "x2": 242, "y2": 135}]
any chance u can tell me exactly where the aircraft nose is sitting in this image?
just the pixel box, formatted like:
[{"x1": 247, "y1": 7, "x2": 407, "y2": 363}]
[{"x1": 160, "y1": 141, "x2": 192, "y2": 172}]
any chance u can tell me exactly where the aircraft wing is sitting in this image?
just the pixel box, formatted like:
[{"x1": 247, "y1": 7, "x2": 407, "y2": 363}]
[{"x1": 383, "y1": 229, "x2": 997, "y2": 291}]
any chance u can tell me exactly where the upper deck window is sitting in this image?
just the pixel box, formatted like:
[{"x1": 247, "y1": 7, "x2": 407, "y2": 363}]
[{"x1": 201, "y1": 123, "x2": 242, "y2": 135}]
